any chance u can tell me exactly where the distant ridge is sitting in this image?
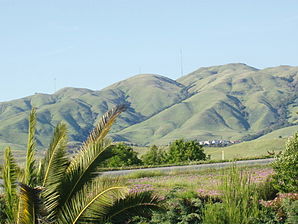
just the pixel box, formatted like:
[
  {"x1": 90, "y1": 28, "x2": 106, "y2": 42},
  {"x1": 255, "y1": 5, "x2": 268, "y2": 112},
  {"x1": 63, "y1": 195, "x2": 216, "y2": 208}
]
[{"x1": 0, "y1": 63, "x2": 297, "y2": 148}]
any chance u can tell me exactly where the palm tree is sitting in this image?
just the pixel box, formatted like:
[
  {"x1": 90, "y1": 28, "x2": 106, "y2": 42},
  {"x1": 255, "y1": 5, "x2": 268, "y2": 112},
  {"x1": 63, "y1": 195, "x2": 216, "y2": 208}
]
[{"x1": 2, "y1": 105, "x2": 161, "y2": 224}]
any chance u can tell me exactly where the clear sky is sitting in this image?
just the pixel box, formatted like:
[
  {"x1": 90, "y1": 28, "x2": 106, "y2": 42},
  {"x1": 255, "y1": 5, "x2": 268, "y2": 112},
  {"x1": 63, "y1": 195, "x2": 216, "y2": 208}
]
[{"x1": 0, "y1": 0, "x2": 297, "y2": 102}]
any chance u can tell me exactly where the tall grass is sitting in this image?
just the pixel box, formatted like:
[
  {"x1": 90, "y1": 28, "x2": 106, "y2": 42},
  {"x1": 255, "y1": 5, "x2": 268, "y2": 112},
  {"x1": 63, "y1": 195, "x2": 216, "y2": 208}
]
[{"x1": 203, "y1": 166, "x2": 260, "y2": 224}]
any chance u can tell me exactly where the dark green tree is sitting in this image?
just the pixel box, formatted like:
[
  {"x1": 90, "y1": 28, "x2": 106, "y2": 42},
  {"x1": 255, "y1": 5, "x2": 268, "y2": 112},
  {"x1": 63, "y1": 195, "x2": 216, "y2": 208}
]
[
  {"x1": 272, "y1": 132, "x2": 298, "y2": 193},
  {"x1": 104, "y1": 143, "x2": 143, "y2": 167},
  {"x1": 142, "y1": 145, "x2": 167, "y2": 165},
  {"x1": 167, "y1": 139, "x2": 206, "y2": 164}
]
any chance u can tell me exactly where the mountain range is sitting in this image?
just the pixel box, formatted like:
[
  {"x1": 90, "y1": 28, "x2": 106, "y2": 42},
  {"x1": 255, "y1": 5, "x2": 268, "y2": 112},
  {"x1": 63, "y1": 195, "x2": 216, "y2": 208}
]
[{"x1": 0, "y1": 63, "x2": 297, "y2": 148}]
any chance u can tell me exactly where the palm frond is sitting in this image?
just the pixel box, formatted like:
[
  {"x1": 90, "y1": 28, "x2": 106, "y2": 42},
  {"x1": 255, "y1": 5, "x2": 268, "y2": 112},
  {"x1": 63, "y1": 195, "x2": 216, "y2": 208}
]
[
  {"x1": 102, "y1": 191, "x2": 163, "y2": 224},
  {"x1": 24, "y1": 108, "x2": 37, "y2": 186},
  {"x1": 40, "y1": 122, "x2": 68, "y2": 221},
  {"x1": 61, "y1": 105, "x2": 126, "y2": 206},
  {"x1": 81, "y1": 104, "x2": 126, "y2": 150},
  {"x1": 57, "y1": 177, "x2": 127, "y2": 224},
  {"x1": 17, "y1": 183, "x2": 42, "y2": 224},
  {"x1": 3, "y1": 146, "x2": 18, "y2": 223},
  {"x1": 61, "y1": 139, "x2": 114, "y2": 206}
]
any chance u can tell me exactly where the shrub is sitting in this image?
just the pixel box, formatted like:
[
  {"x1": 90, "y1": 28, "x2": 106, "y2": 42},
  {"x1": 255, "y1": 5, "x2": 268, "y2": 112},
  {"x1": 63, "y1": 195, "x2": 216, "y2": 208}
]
[
  {"x1": 104, "y1": 143, "x2": 143, "y2": 167},
  {"x1": 167, "y1": 139, "x2": 206, "y2": 164},
  {"x1": 141, "y1": 145, "x2": 167, "y2": 165},
  {"x1": 0, "y1": 194, "x2": 7, "y2": 223},
  {"x1": 203, "y1": 166, "x2": 260, "y2": 224},
  {"x1": 150, "y1": 197, "x2": 204, "y2": 224},
  {"x1": 259, "y1": 193, "x2": 298, "y2": 223},
  {"x1": 256, "y1": 177, "x2": 278, "y2": 201},
  {"x1": 272, "y1": 132, "x2": 298, "y2": 193},
  {"x1": 284, "y1": 199, "x2": 298, "y2": 224}
]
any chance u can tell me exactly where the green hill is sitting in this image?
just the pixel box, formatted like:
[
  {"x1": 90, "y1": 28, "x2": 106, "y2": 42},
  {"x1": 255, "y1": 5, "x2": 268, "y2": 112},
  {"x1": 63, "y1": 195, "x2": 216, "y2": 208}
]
[
  {"x1": 205, "y1": 138, "x2": 287, "y2": 160},
  {"x1": 114, "y1": 64, "x2": 298, "y2": 145},
  {"x1": 258, "y1": 125, "x2": 298, "y2": 139},
  {"x1": 0, "y1": 63, "x2": 297, "y2": 148}
]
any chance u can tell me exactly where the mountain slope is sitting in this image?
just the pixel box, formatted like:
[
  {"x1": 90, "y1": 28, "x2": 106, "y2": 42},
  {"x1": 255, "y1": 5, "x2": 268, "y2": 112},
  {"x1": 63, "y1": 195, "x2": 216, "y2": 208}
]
[
  {"x1": 0, "y1": 63, "x2": 297, "y2": 148},
  {"x1": 0, "y1": 74, "x2": 189, "y2": 147},
  {"x1": 114, "y1": 64, "x2": 298, "y2": 145}
]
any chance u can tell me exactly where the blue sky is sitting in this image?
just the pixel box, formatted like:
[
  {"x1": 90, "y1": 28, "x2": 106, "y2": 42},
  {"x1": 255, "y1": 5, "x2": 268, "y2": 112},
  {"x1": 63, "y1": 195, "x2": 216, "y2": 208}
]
[{"x1": 0, "y1": 0, "x2": 298, "y2": 101}]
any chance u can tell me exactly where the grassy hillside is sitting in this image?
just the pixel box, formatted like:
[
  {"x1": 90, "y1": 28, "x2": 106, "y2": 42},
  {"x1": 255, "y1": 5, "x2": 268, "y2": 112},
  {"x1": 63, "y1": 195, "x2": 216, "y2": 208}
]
[
  {"x1": 0, "y1": 74, "x2": 189, "y2": 147},
  {"x1": 0, "y1": 63, "x2": 297, "y2": 147},
  {"x1": 258, "y1": 125, "x2": 298, "y2": 139},
  {"x1": 116, "y1": 64, "x2": 298, "y2": 145},
  {"x1": 205, "y1": 138, "x2": 286, "y2": 160}
]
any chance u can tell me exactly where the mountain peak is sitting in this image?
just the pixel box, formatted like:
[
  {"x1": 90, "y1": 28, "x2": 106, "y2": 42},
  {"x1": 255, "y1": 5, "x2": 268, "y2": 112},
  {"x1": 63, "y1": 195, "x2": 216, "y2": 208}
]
[
  {"x1": 192, "y1": 63, "x2": 258, "y2": 74},
  {"x1": 0, "y1": 64, "x2": 297, "y2": 147},
  {"x1": 104, "y1": 73, "x2": 184, "y2": 90},
  {"x1": 177, "y1": 63, "x2": 259, "y2": 85}
]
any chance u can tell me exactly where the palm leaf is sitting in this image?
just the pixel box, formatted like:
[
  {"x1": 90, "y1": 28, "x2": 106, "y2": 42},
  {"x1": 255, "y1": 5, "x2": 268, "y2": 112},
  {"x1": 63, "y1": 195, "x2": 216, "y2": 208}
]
[
  {"x1": 61, "y1": 139, "x2": 115, "y2": 206},
  {"x1": 57, "y1": 177, "x2": 127, "y2": 224},
  {"x1": 61, "y1": 105, "x2": 126, "y2": 205},
  {"x1": 40, "y1": 122, "x2": 68, "y2": 221},
  {"x1": 24, "y1": 108, "x2": 37, "y2": 186},
  {"x1": 81, "y1": 104, "x2": 126, "y2": 149},
  {"x1": 17, "y1": 183, "x2": 42, "y2": 224},
  {"x1": 101, "y1": 191, "x2": 163, "y2": 224},
  {"x1": 3, "y1": 146, "x2": 18, "y2": 223}
]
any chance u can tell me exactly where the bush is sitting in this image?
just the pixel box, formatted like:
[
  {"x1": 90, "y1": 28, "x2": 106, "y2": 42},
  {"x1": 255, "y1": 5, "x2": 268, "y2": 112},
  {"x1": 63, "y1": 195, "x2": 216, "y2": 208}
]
[
  {"x1": 151, "y1": 197, "x2": 204, "y2": 224},
  {"x1": 256, "y1": 177, "x2": 278, "y2": 201},
  {"x1": 272, "y1": 132, "x2": 298, "y2": 193},
  {"x1": 167, "y1": 139, "x2": 206, "y2": 164},
  {"x1": 129, "y1": 189, "x2": 205, "y2": 224},
  {"x1": 203, "y1": 166, "x2": 260, "y2": 224},
  {"x1": 0, "y1": 194, "x2": 7, "y2": 223},
  {"x1": 141, "y1": 145, "x2": 167, "y2": 165},
  {"x1": 259, "y1": 193, "x2": 298, "y2": 223},
  {"x1": 284, "y1": 199, "x2": 298, "y2": 224},
  {"x1": 103, "y1": 143, "x2": 143, "y2": 167}
]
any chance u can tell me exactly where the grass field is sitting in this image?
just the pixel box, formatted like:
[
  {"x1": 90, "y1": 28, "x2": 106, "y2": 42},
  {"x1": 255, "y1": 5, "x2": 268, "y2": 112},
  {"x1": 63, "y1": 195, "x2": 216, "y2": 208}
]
[
  {"x1": 133, "y1": 138, "x2": 287, "y2": 161},
  {"x1": 126, "y1": 165, "x2": 273, "y2": 196},
  {"x1": 258, "y1": 125, "x2": 298, "y2": 139},
  {"x1": 204, "y1": 138, "x2": 286, "y2": 160}
]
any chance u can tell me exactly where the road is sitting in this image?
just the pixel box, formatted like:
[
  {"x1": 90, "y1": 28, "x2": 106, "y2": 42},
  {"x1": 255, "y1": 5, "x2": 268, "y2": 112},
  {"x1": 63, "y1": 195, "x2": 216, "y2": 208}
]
[
  {"x1": 0, "y1": 159, "x2": 274, "y2": 186},
  {"x1": 101, "y1": 158, "x2": 274, "y2": 176}
]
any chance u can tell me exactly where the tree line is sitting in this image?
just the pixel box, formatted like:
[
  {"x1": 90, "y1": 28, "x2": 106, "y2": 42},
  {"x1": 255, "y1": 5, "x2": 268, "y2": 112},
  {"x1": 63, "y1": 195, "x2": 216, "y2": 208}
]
[{"x1": 103, "y1": 139, "x2": 207, "y2": 168}]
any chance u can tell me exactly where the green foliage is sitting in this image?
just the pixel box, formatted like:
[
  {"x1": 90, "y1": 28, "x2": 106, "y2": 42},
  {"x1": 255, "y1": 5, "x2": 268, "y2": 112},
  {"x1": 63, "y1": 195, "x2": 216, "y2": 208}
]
[
  {"x1": 1, "y1": 105, "x2": 162, "y2": 224},
  {"x1": 154, "y1": 198, "x2": 204, "y2": 224},
  {"x1": 2, "y1": 147, "x2": 18, "y2": 223},
  {"x1": 131, "y1": 196, "x2": 204, "y2": 224},
  {"x1": 17, "y1": 183, "x2": 43, "y2": 224},
  {"x1": 167, "y1": 139, "x2": 206, "y2": 164},
  {"x1": 39, "y1": 122, "x2": 68, "y2": 221},
  {"x1": 104, "y1": 143, "x2": 143, "y2": 167},
  {"x1": 203, "y1": 166, "x2": 260, "y2": 224},
  {"x1": 255, "y1": 177, "x2": 278, "y2": 201},
  {"x1": 258, "y1": 194, "x2": 298, "y2": 224},
  {"x1": 272, "y1": 132, "x2": 298, "y2": 192},
  {"x1": 0, "y1": 194, "x2": 8, "y2": 223},
  {"x1": 102, "y1": 191, "x2": 162, "y2": 224},
  {"x1": 141, "y1": 145, "x2": 167, "y2": 165},
  {"x1": 283, "y1": 199, "x2": 298, "y2": 224},
  {"x1": 24, "y1": 108, "x2": 38, "y2": 187},
  {"x1": 256, "y1": 206, "x2": 280, "y2": 224}
]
